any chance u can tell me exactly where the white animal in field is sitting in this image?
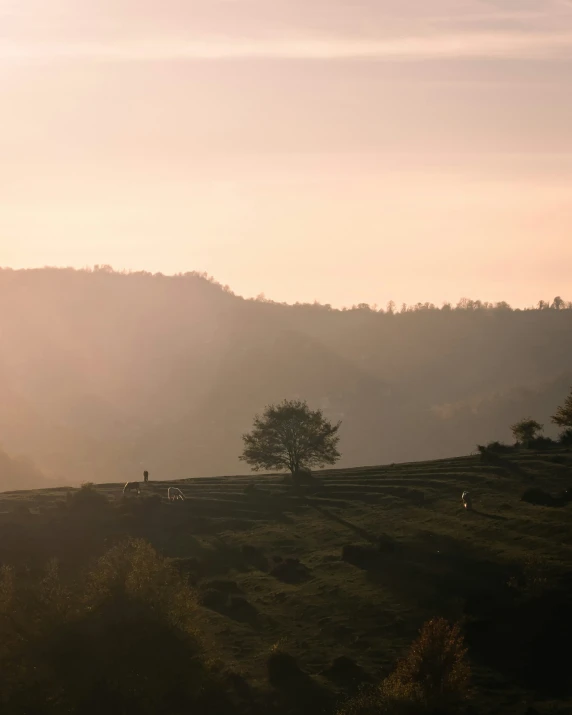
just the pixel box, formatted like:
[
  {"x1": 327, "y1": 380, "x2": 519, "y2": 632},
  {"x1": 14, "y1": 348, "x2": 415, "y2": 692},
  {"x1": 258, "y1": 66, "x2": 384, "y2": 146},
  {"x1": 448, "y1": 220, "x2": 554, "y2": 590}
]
[
  {"x1": 461, "y1": 490, "x2": 472, "y2": 510},
  {"x1": 123, "y1": 481, "x2": 141, "y2": 496},
  {"x1": 168, "y1": 487, "x2": 185, "y2": 502}
]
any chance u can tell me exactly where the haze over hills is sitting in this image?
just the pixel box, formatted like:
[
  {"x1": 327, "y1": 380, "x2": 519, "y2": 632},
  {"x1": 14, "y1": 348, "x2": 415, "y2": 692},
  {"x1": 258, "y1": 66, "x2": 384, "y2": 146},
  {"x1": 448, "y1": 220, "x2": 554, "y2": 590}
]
[{"x1": 0, "y1": 266, "x2": 571, "y2": 489}]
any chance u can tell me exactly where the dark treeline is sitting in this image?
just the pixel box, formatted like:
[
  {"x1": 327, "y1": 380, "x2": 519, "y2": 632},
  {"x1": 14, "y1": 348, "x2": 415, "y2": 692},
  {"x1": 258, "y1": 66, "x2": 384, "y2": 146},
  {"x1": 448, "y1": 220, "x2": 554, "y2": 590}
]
[{"x1": 1, "y1": 266, "x2": 571, "y2": 487}]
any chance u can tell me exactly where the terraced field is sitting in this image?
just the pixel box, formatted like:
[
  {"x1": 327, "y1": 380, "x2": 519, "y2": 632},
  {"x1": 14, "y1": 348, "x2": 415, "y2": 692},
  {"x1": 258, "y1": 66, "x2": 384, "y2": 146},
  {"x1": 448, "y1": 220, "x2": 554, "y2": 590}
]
[{"x1": 1, "y1": 450, "x2": 571, "y2": 714}]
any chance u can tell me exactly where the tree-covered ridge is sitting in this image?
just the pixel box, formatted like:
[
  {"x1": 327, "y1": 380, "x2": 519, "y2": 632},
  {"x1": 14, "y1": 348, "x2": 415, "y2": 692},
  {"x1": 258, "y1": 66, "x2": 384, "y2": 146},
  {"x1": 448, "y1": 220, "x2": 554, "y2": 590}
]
[
  {"x1": 1, "y1": 265, "x2": 569, "y2": 313},
  {"x1": 0, "y1": 266, "x2": 571, "y2": 487}
]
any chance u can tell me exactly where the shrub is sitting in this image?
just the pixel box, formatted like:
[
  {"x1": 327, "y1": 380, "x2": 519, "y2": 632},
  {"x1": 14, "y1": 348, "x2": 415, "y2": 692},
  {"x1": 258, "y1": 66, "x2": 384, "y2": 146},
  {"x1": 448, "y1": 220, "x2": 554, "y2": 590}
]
[
  {"x1": 529, "y1": 435, "x2": 556, "y2": 450},
  {"x1": 0, "y1": 539, "x2": 216, "y2": 714},
  {"x1": 381, "y1": 618, "x2": 470, "y2": 712},
  {"x1": 337, "y1": 619, "x2": 470, "y2": 715},
  {"x1": 559, "y1": 428, "x2": 572, "y2": 446},
  {"x1": 69, "y1": 482, "x2": 109, "y2": 511},
  {"x1": 511, "y1": 418, "x2": 544, "y2": 447},
  {"x1": 486, "y1": 441, "x2": 513, "y2": 454},
  {"x1": 270, "y1": 557, "x2": 311, "y2": 584},
  {"x1": 335, "y1": 687, "x2": 374, "y2": 714},
  {"x1": 477, "y1": 443, "x2": 510, "y2": 465},
  {"x1": 521, "y1": 488, "x2": 556, "y2": 507},
  {"x1": 522, "y1": 487, "x2": 572, "y2": 507}
]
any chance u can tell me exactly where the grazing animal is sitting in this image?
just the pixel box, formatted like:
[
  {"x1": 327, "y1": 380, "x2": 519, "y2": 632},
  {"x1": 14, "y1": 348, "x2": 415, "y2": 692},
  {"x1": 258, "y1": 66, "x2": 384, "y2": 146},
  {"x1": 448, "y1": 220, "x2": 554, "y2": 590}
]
[
  {"x1": 461, "y1": 490, "x2": 472, "y2": 510},
  {"x1": 168, "y1": 487, "x2": 185, "y2": 502},
  {"x1": 123, "y1": 481, "x2": 141, "y2": 496}
]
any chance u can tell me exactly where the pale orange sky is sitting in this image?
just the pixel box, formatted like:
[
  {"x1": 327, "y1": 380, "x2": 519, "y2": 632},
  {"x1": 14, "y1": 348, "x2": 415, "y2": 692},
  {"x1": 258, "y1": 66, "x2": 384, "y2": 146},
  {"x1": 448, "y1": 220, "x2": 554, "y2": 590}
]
[{"x1": 1, "y1": 0, "x2": 571, "y2": 307}]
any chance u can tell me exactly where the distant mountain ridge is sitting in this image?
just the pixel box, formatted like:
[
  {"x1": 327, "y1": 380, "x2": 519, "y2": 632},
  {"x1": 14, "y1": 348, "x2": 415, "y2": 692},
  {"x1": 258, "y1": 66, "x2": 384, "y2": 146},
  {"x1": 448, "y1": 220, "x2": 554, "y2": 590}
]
[{"x1": 0, "y1": 267, "x2": 570, "y2": 488}]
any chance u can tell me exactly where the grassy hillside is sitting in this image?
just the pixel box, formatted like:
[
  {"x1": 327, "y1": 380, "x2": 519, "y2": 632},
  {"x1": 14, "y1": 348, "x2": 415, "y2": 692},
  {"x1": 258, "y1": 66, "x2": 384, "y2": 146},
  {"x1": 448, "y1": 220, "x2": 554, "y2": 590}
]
[
  {"x1": 1, "y1": 267, "x2": 572, "y2": 487},
  {"x1": 2, "y1": 448, "x2": 571, "y2": 714}
]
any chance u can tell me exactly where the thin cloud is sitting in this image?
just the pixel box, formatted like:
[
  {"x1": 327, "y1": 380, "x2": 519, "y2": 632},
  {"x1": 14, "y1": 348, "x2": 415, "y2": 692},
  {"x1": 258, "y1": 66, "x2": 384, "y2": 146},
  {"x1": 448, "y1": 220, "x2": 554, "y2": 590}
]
[
  {"x1": 2, "y1": 31, "x2": 572, "y2": 62},
  {"x1": 428, "y1": 11, "x2": 561, "y2": 23}
]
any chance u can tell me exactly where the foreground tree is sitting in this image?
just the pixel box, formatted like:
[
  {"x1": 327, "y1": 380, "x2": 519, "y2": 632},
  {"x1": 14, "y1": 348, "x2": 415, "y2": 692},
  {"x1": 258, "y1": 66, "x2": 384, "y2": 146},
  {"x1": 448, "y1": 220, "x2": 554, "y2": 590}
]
[
  {"x1": 511, "y1": 417, "x2": 543, "y2": 446},
  {"x1": 0, "y1": 540, "x2": 226, "y2": 714},
  {"x1": 239, "y1": 399, "x2": 341, "y2": 475},
  {"x1": 552, "y1": 388, "x2": 572, "y2": 431},
  {"x1": 337, "y1": 618, "x2": 471, "y2": 715},
  {"x1": 552, "y1": 388, "x2": 572, "y2": 444}
]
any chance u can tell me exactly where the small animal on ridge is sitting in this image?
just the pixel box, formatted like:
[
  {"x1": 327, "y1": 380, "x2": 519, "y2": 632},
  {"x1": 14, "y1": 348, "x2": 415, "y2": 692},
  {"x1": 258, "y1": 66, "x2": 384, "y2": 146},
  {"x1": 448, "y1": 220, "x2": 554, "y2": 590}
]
[
  {"x1": 123, "y1": 481, "x2": 141, "y2": 496},
  {"x1": 461, "y1": 490, "x2": 472, "y2": 510}
]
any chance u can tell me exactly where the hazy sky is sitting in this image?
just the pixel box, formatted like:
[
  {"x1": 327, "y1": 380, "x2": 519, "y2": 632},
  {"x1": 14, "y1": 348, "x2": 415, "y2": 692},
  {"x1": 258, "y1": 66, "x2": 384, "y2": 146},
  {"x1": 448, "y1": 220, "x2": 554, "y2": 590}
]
[{"x1": 1, "y1": 0, "x2": 571, "y2": 308}]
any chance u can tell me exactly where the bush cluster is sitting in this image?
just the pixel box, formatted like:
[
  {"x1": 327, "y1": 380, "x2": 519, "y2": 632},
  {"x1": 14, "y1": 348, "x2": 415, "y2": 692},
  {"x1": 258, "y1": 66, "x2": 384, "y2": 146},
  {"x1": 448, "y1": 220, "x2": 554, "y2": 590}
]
[
  {"x1": 338, "y1": 618, "x2": 471, "y2": 715},
  {"x1": 0, "y1": 539, "x2": 220, "y2": 715}
]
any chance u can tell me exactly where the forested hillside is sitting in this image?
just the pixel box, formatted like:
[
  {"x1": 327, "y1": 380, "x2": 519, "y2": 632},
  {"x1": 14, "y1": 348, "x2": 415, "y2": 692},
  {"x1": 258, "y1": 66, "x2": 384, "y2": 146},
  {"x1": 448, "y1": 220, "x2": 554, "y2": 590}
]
[{"x1": 0, "y1": 267, "x2": 570, "y2": 487}]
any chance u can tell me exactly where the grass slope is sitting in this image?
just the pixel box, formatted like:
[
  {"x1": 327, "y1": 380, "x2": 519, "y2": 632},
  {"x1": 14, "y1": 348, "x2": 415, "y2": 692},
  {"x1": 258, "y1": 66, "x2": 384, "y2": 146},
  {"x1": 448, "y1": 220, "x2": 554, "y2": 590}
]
[{"x1": 1, "y1": 449, "x2": 571, "y2": 714}]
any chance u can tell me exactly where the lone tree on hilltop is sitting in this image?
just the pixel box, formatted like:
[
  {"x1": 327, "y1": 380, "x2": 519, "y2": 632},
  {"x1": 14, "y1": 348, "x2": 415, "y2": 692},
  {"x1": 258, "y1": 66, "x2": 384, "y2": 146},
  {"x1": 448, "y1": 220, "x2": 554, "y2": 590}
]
[
  {"x1": 511, "y1": 417, "x2": 543, "y2": 446},
  {"x1": 239, "y1": 399, "x2": 341, "y2": 476}
]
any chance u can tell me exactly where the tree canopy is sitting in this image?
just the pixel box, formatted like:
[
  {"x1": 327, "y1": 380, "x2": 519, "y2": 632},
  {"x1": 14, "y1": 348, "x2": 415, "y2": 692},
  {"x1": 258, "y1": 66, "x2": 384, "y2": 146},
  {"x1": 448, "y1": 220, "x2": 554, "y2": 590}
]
[
  {"x1": 239, "y1": 399, "x2": 341, "y2": 475},
  {"x1": 511, "y1": 417, "x2": 543, "y2": 445},
  {"x1": 552, "y1": 387, "x2": 572, "y2": 430}
]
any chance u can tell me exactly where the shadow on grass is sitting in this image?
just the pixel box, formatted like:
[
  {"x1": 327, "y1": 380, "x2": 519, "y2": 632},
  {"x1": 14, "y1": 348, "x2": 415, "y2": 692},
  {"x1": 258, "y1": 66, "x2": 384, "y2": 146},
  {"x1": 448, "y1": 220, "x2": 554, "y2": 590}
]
[
  {"x1": 218, "y1": 597, "x2": 260, "y2": 627},
  {"x1": 339, "y1": 527, "x2": 511, "y2": 624},
  {"x1": 338, "y1": 524, "x2": 572, "y2": 698},
  {"x1": 502, "y1": 459, "x2": 532, "y2": 480},
  {"x1": 466, "y1": 585, "x2": 572, "y2": 697},
  {"x1": 267, "y1": 651, "x2": 334, "y2": 715},
  {"x1": 307, "y1": 501, "x2": 379, "y2": 544},
  {"x1": 321, "y1": 656, "x2": 374, "y2": 693},
  {"x1": 470, "y1": 509, "x2": 509, "y2": 522}
]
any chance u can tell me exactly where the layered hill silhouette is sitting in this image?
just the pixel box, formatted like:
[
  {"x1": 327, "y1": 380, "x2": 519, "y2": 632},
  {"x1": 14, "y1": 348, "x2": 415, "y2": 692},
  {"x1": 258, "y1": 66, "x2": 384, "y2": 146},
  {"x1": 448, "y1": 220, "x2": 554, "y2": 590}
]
[{"x1": 0, "y1": 266, "x2": 571, "y2": 488}]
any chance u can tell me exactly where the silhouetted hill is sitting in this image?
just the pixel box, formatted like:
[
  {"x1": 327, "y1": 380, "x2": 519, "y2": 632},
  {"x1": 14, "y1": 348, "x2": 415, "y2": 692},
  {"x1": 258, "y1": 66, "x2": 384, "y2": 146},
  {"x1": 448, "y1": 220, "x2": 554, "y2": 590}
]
[
  {"x1": 0, "y1": 267, "x2": 571, "y2": 485},
  {"x1": 0, "y1": 446, "x2": 47, "y2": 491}
]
